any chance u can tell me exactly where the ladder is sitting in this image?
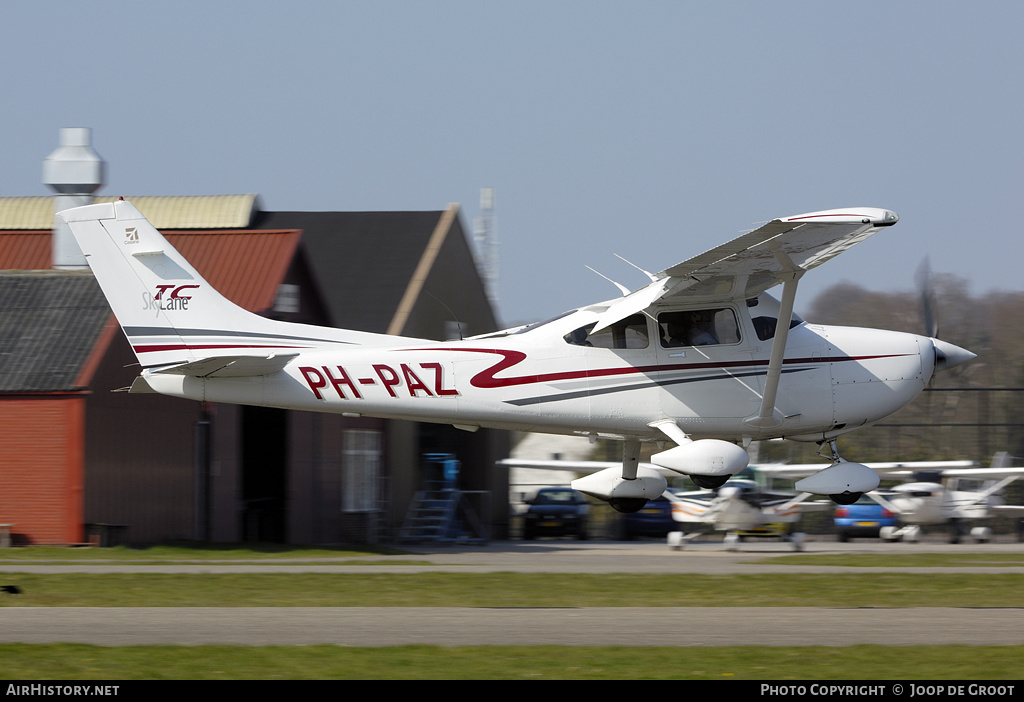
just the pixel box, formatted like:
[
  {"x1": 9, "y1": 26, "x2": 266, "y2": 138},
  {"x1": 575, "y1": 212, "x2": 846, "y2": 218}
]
[{"x1": 399, "y1": 484, "x2": 490, "y2": 544}]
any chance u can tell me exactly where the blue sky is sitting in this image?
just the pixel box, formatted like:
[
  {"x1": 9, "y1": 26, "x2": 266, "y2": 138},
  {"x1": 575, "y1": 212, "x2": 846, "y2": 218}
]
[{"x1": 2, "y1": 1, "x2": 1020, "y2": 327}]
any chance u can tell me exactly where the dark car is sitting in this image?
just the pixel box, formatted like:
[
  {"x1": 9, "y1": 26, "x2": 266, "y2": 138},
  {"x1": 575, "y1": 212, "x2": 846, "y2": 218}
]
[
  {"x1": 834, "y1": 494, "x2": 896, "y2": 541},
  {"x1": 620, "y1": 491, "x2": 677, "y2": 539},
  {"x1": 523, "y1": 487, "x2": 591, "y2": 540}
]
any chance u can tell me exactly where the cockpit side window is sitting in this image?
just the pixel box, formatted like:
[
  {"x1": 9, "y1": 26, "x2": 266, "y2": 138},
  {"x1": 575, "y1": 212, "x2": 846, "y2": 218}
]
[
  {"x1": 563, "y1": 313, "x2": 649, "y2": 349},
  {"x1": 659, "y1": 308, "x2": 739, "y2": 348}
]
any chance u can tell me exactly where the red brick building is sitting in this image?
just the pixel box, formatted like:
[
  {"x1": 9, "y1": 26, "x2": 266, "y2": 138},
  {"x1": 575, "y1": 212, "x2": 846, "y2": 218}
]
[{"x1": 0, "y1": 195, "x2": 508, "y2": 545}]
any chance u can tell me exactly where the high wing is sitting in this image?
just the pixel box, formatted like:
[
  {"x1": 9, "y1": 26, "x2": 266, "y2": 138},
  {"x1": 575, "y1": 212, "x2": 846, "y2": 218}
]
[{"x1": 591, "y1": 207, "x2": 898, "y2": 334}]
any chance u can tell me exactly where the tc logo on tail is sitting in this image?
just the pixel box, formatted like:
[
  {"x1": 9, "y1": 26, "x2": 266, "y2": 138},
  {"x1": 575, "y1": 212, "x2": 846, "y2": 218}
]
[{"x1": 142, "y1": 285, "x2": 201, "y2": 314}]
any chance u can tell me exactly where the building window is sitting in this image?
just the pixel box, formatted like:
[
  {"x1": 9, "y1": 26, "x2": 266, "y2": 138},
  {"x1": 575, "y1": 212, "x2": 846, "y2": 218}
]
[
  {"x1": 342, "y1": 429, "x2": 382, "y2": 512},
  {"x1": 274, "y1": 283, "x2": 300, "y2": 314}
]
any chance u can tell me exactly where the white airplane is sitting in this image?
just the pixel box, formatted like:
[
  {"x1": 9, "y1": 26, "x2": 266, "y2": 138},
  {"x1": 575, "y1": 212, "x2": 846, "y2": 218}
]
[
  {"x1": 867, "y1": 457, "x2": 1024, "y2": 543},
  {"x1": 59, "y1": 200, "x2": 976, "y2": 514},
  {"x1": 664, "y1": 471, "x2": 832, "y2": 551}
]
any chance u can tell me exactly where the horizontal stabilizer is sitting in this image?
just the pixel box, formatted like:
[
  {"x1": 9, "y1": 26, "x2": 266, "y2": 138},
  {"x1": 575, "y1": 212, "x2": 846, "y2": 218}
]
[
  {"x1": 128, "y1": 377, "x2": 156, "y2": 394},
  {"x1": 150, "y1": 353, "x2": 299, "y2": 378}
]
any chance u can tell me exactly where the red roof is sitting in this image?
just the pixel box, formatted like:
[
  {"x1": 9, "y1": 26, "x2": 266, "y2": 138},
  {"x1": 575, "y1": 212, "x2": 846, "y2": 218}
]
[
  {"x1": 0, "y1": 229, "x2": 302, "y2": 313},
  {"x1": 0, "y1": 232, "x2": 51, "y2": 269}
]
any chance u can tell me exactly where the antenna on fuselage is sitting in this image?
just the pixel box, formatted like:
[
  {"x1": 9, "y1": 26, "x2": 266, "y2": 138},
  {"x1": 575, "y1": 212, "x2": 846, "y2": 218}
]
[
  {"x1": 614, "y1": 254, "x2": 657, "y2": 282},
  {"x1": 585, "y1": 266, "x2": 630, "y2": 296}
]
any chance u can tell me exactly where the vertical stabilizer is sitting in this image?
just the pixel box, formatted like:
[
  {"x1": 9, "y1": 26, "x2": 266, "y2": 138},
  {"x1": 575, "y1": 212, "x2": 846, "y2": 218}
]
[{"x1": 59, "y1": 199, "x2": 409, "y2": 368}]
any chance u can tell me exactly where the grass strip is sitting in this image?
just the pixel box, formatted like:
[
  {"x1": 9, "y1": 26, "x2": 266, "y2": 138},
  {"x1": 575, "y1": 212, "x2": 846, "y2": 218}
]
[
  {"x1": 1, "y1": 573, "x2": 1023, "y2": 607},
  {"x1": 1, "y1": 643, "x2": 1022, "y2": 680}
]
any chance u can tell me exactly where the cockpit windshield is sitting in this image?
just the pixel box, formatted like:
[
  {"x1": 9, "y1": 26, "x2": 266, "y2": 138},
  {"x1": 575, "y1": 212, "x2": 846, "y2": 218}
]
[
  {"x1": 747, "y1": 292, "x2": 804, "y2": 341},
  {"x1": 563, "y1": 313, "x2": 649, "y2": 349},
  {"x1": 471, "y1": 309, "x2": 578, "y2": 339}
]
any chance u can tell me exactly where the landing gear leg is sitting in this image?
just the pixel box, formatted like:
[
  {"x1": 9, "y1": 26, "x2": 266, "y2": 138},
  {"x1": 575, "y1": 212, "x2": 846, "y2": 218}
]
[
  {"x1": 784, "y1": 532, "x2": 806, "y2": 552},
  {"x1": 949, "y1": 518, "x2": 964, "y2": 544},
  {"x1": 817, "y1": 439, "x2": 841, "y2": 463}
]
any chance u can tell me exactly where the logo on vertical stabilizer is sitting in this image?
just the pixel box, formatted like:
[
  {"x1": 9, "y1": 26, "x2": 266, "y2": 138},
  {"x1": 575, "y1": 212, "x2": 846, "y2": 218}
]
[
  {"x1": 142, "y1": 285, "x2": 201, "y2": 314},
  {"x1": 125, "y1": 227, "x2": 139, "y2": 244}
]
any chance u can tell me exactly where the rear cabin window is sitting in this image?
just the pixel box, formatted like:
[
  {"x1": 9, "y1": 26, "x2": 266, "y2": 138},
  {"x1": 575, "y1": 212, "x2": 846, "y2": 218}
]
[
  {"x1": 563, "y1": 313, "x2": 649, "y2": 349},
  {"x1": 658, "y1": 308, "x2": 740, "y2": 348}
]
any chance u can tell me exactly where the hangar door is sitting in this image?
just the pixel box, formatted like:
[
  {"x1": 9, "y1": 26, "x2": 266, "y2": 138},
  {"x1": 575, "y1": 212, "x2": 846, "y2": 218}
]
[{"x1": 241, "y1": 406, "x2": 288, "y2": 543}]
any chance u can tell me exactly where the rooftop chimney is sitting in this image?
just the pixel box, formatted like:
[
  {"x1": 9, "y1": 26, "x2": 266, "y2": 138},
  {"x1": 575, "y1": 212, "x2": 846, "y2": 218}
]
[{"x1": 43, "y1": 127, "x2": 105, "y2": 269}]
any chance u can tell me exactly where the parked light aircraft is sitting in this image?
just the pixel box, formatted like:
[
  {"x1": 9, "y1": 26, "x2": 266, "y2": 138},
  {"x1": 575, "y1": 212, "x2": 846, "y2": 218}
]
[
  {"x1": 60, "y1": 200, "x2": 976, "y2": 513},
  {"x1": 502, "y1": 458, "x2": 832, "y2": 550},
  {"x1": 664, "y1": 471, "x2": 831, "y2": 551},
  {"x1": 866, "y1": 457, "x2": 1024, "y2": 543}
]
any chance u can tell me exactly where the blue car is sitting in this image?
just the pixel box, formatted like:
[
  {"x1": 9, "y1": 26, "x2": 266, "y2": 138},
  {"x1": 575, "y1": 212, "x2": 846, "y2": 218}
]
[
  {"x1": 523, "y1": 487, "x2": 591, "y2": 540},
  {"x1": 621, "y1": 491, "x2": 677, "y2": 539},
  {"x1": 834, "y1": 494, "x2": 896, "y2": 541}
]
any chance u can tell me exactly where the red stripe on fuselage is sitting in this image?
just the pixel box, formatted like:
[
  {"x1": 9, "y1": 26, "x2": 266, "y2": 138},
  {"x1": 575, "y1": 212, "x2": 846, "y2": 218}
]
[
  {"x1": 410, "y1": 347, "x2": 910, "y2": 390},
  {"x1": 133, "y1": 343, "x2": 308, "y2": 354}
]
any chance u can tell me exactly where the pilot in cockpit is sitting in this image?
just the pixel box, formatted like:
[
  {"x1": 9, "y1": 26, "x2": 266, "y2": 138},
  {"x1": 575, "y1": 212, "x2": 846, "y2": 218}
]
[
  {"x1": 686, "y1": 310, "x2": 718, "y2": 346},
  {"x1": 663, "y1": 310, "x2": 718, "y2": 347}
]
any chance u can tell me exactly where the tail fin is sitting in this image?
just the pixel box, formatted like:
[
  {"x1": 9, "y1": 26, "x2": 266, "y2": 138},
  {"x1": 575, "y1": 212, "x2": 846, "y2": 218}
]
[{"x1": 59, "y1": 199, "x2": 404, "y2": 369}]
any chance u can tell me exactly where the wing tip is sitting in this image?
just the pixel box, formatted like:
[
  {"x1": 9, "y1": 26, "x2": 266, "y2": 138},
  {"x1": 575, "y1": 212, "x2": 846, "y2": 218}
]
[{"x1": 781, "y1": 207, "x2": 898, "y2": 226}]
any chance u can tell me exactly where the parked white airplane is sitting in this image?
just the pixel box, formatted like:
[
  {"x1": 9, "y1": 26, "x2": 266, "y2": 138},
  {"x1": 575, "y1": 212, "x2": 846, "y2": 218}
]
[
  {"x1": 60, "y1": 200, "x2": 975, "y2": 512},
  {"x1": 664, "y1": 472, "x2": 832, "y2": 551},
  {"x1": 867, "y1": 457, "x2": 1024, "y2": 543}
]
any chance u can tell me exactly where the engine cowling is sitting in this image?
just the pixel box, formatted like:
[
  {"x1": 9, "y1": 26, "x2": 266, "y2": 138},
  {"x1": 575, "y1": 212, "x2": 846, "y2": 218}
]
[{"x1": 571, "y1": 466, "x2": 668, "y2": 513}]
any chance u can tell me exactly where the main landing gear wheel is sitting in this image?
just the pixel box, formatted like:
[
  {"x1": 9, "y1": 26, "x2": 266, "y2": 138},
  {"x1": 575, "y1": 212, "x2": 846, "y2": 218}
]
[
  {"x1": 829, "y1": 491, "x2": 862, "y2": 505},
  {"x1": 608, "y1": 498, "x2": 648, "y2": 513},
  {"x1": 691, "y1": 474, "x2": 730, "y2": 489}
]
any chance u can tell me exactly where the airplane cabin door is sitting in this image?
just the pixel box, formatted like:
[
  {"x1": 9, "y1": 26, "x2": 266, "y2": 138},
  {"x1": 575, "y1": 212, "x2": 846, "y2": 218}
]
[{"x1": 654, "y1": 306, "x2": 762, "y2": 429}]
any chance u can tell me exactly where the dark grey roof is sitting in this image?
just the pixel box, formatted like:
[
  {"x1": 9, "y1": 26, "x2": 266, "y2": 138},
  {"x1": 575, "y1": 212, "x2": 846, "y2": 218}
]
[
  {"x1": 0, "y1": 272, "x2": 112, "y2": 393},
  {"x1": 255, "y1": 210, "x2": 479, "y2": 334}
]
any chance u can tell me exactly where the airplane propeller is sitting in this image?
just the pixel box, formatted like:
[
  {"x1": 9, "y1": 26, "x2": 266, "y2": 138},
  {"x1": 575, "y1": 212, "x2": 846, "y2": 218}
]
[
  {"x1": 916, "y1": 257, "x2": 975, "y2": 372},
  {"x1": 916, "y1": 257, "x2": 939, "y2": 339}
]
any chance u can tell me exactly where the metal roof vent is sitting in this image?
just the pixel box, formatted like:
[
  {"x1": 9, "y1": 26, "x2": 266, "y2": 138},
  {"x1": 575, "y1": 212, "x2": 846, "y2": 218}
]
[{"x1": 43, "y1": 127, "x2": 105, "y2": 269}]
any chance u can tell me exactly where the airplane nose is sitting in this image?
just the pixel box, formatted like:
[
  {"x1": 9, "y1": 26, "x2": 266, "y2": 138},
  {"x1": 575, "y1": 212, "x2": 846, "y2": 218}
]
[{"x1": 932, "y1": 338, "x2": 976, "y2": 372}]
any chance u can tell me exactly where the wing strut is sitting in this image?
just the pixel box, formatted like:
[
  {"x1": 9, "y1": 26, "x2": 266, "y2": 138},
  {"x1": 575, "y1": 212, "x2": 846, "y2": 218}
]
[
  {"x1": 747, "y1": 267, "x2": 803, "y2": 429},
  {"x1": 621, "y1": 439, "x2": 640, "y2": 480}
]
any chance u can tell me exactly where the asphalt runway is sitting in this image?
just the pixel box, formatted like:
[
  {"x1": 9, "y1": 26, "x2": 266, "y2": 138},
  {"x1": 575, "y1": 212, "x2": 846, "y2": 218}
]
[
  {"x1": 2, "y1": 606, "x2": 1022, "y2": 647},
  {"x1": 1, "y1": 538, "x2": 1023, "y2": 646}
]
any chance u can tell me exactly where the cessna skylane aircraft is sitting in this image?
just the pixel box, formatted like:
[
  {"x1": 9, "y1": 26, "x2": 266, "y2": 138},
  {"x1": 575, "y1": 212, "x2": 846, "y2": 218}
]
[{"x1": 60, "y1": 200, "x2": 976, "y2": 513}]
